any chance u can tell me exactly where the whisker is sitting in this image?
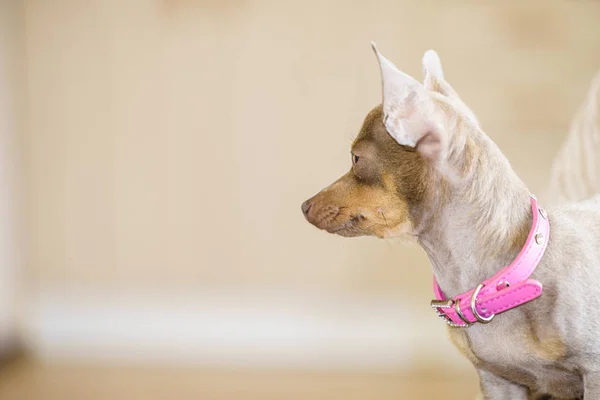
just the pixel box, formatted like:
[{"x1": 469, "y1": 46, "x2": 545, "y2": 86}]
[
  {"x1": 383, "y1": 238, "x2": 394, "y2": 249},
  {"x1": 380, "y1": 210, "x2": 390, "y2": 228}
]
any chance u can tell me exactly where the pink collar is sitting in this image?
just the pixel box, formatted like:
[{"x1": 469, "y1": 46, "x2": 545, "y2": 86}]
[{"x1": 431, "y1": 195, "x2": 550, "y2": 327}]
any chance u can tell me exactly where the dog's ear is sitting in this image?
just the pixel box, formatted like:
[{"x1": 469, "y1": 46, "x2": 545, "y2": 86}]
[
  {"x1": 422, "y1": 50, "x2": 445, "y2": 92},
  {"x1": 371, "y1": 43, "x2": 446, "y2": 161},
  {"x1": 422, "y1": 49, "x2": 480, "y2": 127}
]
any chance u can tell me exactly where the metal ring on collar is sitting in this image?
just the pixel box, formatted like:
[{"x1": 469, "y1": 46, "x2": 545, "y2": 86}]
[
  {"x1": 453, "y1": 299, "x2": 473, "y2": 327},
  {"x1": 470, "y1": 283, "x2": 495, "y2": 324}
]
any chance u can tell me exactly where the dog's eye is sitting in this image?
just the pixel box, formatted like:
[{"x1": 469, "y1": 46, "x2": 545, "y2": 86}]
[{"x1": 352, "y1": 153, "x2": 359, "y2": 165}]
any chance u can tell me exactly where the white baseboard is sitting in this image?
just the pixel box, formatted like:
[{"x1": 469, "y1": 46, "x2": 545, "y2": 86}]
[{"x1": 22, "y1": 288, "x2": 472, "y2": 371}]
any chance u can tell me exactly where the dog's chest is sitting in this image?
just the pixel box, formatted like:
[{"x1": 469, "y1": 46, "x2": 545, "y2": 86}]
[{"x1": 449, "y1": 325, "x2": 583, "y2": 398}]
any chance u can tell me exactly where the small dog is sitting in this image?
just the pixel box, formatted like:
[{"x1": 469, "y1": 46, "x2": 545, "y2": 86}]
[{"x1": 302, "y1": 44, "x2": 600, "y2": 399}]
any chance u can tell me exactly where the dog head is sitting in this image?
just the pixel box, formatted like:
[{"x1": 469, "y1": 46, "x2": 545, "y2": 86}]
[{"x1": 301, "y1": 44, "x2": 478, "y2": 239}]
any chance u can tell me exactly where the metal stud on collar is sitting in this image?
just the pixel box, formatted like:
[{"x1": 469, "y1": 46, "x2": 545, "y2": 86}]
[{"x1": 535, "y1": 232, "x2": 545, "y2": 245}]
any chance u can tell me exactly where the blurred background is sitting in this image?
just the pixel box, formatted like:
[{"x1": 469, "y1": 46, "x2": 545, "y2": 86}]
[{"x1": 0, "y1": 0, "x2": 599, "y2": 398}]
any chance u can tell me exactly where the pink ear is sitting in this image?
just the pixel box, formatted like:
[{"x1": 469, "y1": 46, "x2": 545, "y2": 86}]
[
  {"x1": 371, "y1": 42, "x2": 448, "y2": 163},
  {"x1": 416, "y1": 129, "x2": 444, "y2": 161}
]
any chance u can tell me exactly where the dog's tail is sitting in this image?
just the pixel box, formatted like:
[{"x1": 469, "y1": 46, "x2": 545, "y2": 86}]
[{"x1": 545, "y1": 71, "x2": 600, "y2": 206}]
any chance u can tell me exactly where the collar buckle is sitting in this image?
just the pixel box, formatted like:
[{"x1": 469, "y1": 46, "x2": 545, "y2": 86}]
[{"x1": 430, "y1": 299, "x2": 468, "y2": 328}]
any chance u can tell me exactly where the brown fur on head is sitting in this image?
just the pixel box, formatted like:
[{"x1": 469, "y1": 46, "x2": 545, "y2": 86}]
[
  {"x1": 301, "y1": 105, "x2": 429, "y2": 238},
  {"x1": 301, "y1": 46, "x2": 479, "y2": 239}
]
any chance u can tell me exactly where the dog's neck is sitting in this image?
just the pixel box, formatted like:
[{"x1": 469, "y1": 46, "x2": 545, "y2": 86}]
[{"x1": 414, "y1": 115, "x2": 532, "y2": 298}]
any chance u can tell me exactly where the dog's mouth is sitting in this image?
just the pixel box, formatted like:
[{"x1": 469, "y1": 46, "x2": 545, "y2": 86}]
[
  {"x1": 302, "y1": 197, "x2": 408, "y2": 239},
  {"x1": 325, "y1": 215, "x2": 364, "y2": 236},
  {"x1": 303, "y1": 203, "x2": 402, "y2": 238}
]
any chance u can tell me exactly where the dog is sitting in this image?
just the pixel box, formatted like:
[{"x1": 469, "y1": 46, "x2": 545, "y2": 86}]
[{"x1": 301, "y1": 43, "x2": 600, "y2": 399}]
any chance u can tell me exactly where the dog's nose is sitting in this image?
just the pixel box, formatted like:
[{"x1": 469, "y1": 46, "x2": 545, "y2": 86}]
[{"x1": 301, "y1": 200, "x2": 312, "y2": 217}]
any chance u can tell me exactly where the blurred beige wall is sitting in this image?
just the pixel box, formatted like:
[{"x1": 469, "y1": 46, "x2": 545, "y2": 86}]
[
  {"x1": 0, "y1": 0, "x2": 24, "y2": 354},
  {"x1": 23, "y1": 0, "x2": 600, "y2": 295},
  {"x1": 16, "y1": 0, "x2": 600, "y2": 366}
]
